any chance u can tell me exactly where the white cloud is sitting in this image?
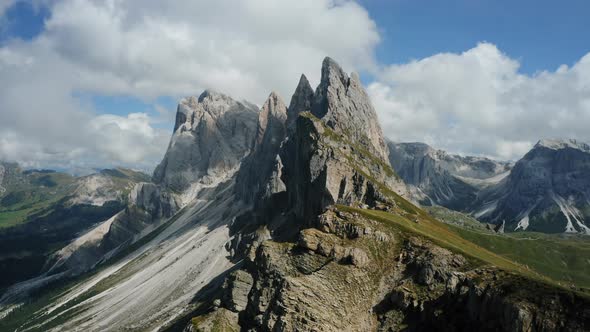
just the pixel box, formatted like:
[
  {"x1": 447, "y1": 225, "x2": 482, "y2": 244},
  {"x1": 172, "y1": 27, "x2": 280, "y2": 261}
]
[
  {"x1": 0, "y1": 0, "x2": 379, "y2": 171},
  {"x1": 370, "y1": 42, "x2": 590, "y2": 160},
  {"x1": 3, "y1": 1, "x2": 589, "y2": 169}
]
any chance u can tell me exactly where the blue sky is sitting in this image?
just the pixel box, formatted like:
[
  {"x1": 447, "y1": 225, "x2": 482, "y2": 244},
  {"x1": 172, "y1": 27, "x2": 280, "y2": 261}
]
[
  {"x1": 0, "y1": 0, "x2": 589, "y2": 170},
  {"x1": 5, "y1": 1, "x2": 590, "y2": 73},
  {"x1": 4, "y1": 0, "x2": 589, "y2": 104},
  {"x1": 361, "y1": 0, "x2": 590, "y2": 74}
]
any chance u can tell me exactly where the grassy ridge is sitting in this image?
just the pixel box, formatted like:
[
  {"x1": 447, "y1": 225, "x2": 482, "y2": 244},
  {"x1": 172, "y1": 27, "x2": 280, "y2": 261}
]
[
  {"x1": 338, "y1": 206, "x2": 538, "y2": 277},
  {"x1": 452, "y1": 227, "x2": 590, "y2": 289},
  {"x1": 0, "y1": 172, "x2": 75, "y2": 228},
  {"x1": 339, "y1": 204, "x2": 590, "y2": 294},
  {"x1": 425, "y1": 205, "x2": 590, "y2": 289}
]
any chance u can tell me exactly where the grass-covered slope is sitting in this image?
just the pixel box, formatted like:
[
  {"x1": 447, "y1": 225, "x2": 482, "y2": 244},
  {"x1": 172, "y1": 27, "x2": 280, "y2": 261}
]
[
  {"x1": 425, "y1": 205, "x2": 590, "y2": 289},
  {"x1": 0, "y1": 166, "x2": 149, "y2": 291},
  {"x1": 0, "y1": 171, "x2": 75, "y2": 229},
  {"x1": 340, "y1": 195, "x2": 590, "y2": 293}
]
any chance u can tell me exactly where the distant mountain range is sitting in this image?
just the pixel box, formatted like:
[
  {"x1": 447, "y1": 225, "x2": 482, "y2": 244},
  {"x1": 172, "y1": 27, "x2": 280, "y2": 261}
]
[
  {"x1": 389, "y1": 139, "x2": 590, "y2": 234},
  {"x1": 0, "y1": 164, "x2": 148, "y2": 290}
]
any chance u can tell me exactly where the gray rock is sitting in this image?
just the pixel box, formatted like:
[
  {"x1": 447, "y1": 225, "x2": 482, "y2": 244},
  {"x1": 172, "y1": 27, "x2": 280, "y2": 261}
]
[
  {"x1": 286, "y1": 74, "x2": 314, "y2": 129},
  {"x1": 129, "y1": 182, "x2": 179, "y2": 219},
  {"x1": 388, "y1": 141, "x2": 511, "y2": 209},
  {"x1": 235, "y1": 92, "x2": 288, "y2": 204},
  {"x1": 311, "y1": 57, "x2": 389, "y2": 161},
  {"x1": 153, "y1": 90, "x2": 258, "y2": 192},
  {"x1": 280, "y1": 57, "x2": 408, "y2": 224},
  {"x1": 475, "y1": 138, "x2": 590, "y2": 234},
  {"x1": 347, "y1": 247, "x2": 369, "y2": 267},
  {"x1": 222, "y1": 270, "x2": 254, "y2": 312}
]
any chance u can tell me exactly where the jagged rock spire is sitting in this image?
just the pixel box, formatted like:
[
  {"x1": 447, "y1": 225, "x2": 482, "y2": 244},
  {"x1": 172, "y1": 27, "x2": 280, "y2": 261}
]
[
  {"x1": 287, "y1": 74, "x2": 314, "y2": 129},
  {"x1": 311, "y1": 57, "x2": 389, "y2": 161},
  {"x1": 236, "y1": 91, "x2": 288, "y2": 204},
  {"x1": 154, "y1": 90, "x2": 258, "y2": 192}
]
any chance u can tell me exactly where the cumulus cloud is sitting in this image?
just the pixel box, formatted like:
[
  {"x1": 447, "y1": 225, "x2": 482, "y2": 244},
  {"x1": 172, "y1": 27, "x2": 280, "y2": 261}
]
[
  {"x1": 3, "y1": 1, "x2": 589, "y2": 169},
  {"x1": 369, "y1": 43, "x2": 590, "y2": 160},
  {"x1": 0, "y1": 0, "x2": 379, "y2": 171}
]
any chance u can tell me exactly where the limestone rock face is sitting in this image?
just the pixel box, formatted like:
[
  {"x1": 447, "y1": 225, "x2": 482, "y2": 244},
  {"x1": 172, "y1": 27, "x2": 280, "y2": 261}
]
[
  {"x1": 388, "y1": 141, "x2": 511, "y2": 209},
  {"x1": 286, "y1": 74, "x2": 314, "y2": 129},
  {"x1": 311, "y1": 57, "x2": 389, "y2": 161},
  {"x1": 281, "y1": 112, "x2": 405, "y2": 223},
  {"x1": 279, "y1": 57, "x2": 407, "y2": 223},
  {"x1": 475, "y1": 139, "x2": 590, "y2": 234},
  {"x1": 153, "y1": 90, "x2": 258, "y2": 192},
  {"x1": 222, "y1": 270, "x2": 254, "y2": 313},
  {"x1": 129, "y1": 182, "x2": 179, "y2": 219},
  {"x1": 235, "y1": 92, "x2": 288, "y2": 204}
]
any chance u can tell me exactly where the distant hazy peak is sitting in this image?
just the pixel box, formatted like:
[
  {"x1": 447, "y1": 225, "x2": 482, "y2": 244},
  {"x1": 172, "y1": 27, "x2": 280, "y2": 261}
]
[{"x1": 535, "y1": 138, "x2": 590, "y2": 152}]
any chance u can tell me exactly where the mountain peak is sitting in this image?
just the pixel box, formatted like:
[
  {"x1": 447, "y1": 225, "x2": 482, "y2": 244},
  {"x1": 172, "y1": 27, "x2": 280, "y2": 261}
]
[
  {"x1": 287, "y1": 74, "x2": 314, "y2": 128},
  {"x1": 236, "y1": 91, "x2": 288, "y2": 204},
  {"x1": 319, "y1": 56, "x2": 348, "y2": 90},
  {"x1": 296, "y1": 73, "x2": 311, "y2": 89},
  {"x1": 154, "y1": 91, "x2": 258, "y2": 192},
  {"x1": 197, "y1": 89, "x2": 226, "y2": 102},
  {"x1": 535, "y1": 138, "x2": 590, "y2": 152},
  {"x1": 312, "y1": 57, "x2": 389, "y2": 161}
]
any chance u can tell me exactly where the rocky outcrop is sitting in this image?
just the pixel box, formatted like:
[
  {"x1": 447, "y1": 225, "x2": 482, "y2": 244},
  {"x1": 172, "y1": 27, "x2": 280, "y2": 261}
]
[
  {"x1": 388, "y1": 142, "x2": 511, "y2": 209},
  {"x1": 281, "y1": 112, "x2": 405, "y2": 224},
  {"x1": 312, "y1": 57, "x2": 389, "y2": 161},
  {"x1": 221, "y1": 269, "x2": 254, "y2": 312},
  {"x1": 205, "y1": 204, "x2": 590, "y2": 332},
  {"x1": 128, "y1": 182, "x2": 179, "y2": 219},
  {"x1": 474, "y1": 139, "x2": 590, "y2": 234},
  {"x1": 153, "y1": 90, "x2": 258, "y2": 192},
  {"x1": 376, "y1": 237, "x2": 590, "y2": 332},
  {"x1": 286, "y1": 74, "x2": 314, "y2": 129},
  {"x1": 235, "y1": 92, "x2": 288, "y2": 204},
  {"x1": 278, "y1": 58, "x2": 407, "y2": 224}
]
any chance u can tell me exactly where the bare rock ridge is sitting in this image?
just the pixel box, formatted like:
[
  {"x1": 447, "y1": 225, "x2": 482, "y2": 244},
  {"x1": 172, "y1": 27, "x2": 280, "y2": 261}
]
[
  {"x1": 388, "y1": 141, "x2": 511, "y2": 209},
  {"x1": 474, "y1": 138, "x2": 590, "y2": 233},
  {"x1": 311, "y1": 57, "x2": 389, "y2": 161},
  {"x1": 235, "y1": 92, "x2": 288, "y2": 204},
  {"x1": 286, "y1": 74, "x2": 314, "y2": 129},
  {"x1": 153, "y1": 90, "x2": 258, "y2": 192},
  {"x1": 391, "y1": 139, "x2": 590, "y2": 234},
  {"x1": 190, "y1": 58, "x2": 590, "y2": 331},
  {"x1": 279, "y1": 57, "x2": 405, "y2": 225}
]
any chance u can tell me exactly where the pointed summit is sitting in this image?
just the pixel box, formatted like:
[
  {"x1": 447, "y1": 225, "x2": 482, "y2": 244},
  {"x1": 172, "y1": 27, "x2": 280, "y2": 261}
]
[
  {"x1": 235, "y1": 92, "x2": 288, "y2": 204},
  {"x1": 154, "y1": 91, "x2": 258, "y2": 191},
  {"x1": 255, "y1": 92, "x2": 288, "y2": 146},
  {"x1": 311, "y1": 57, "x2": 389, "y2": 161},
  {"x1": 287, "y1": 74, "x2": 314, "y2": 128},
  {"x1": 318, "y1": 56, "x2": 349, "y2": 92}
]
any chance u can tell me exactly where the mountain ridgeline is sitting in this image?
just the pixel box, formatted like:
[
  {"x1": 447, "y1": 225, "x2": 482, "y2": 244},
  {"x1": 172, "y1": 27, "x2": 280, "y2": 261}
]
[
  {"x1": 390, "y1": 139, "x2": 590, "y2": 234},
  {"x1": 0, "y1": 58, "x2": 589, "y2": 332}
]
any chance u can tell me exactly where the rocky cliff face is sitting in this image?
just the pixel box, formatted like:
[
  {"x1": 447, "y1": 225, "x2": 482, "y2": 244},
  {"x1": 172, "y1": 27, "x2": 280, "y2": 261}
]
[
  {"x1": 311, "y1": 57, "x2": 389, "y2": 161},
  {"x1": 279, "y1": 57, "x2": 406, "y2": 225},
  {"x1": 388, "y1": 142, "x2": 511, "y2": 209},
  {"x1": 153, "y1": 90, "x2": 258, "y2": 193},
  {"x1": 235, "y1": 92, "x2": 288, "y2": 205},
  {"x1": 286, "y1": 74, "x2": 314, "y2": 129},
  {"x1": 475, "y1": 139, "x2": 590, "y2": 234}
]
